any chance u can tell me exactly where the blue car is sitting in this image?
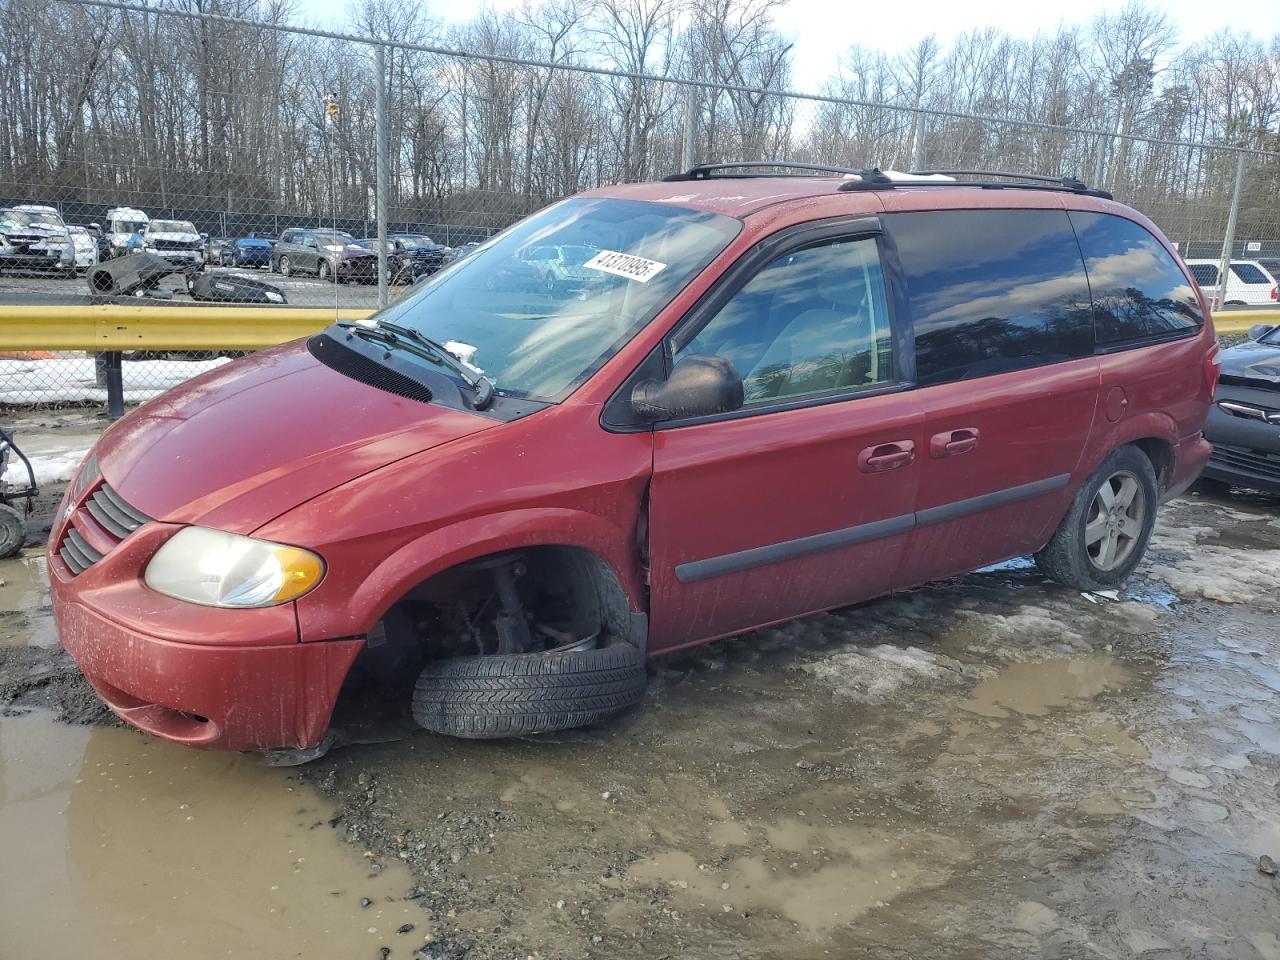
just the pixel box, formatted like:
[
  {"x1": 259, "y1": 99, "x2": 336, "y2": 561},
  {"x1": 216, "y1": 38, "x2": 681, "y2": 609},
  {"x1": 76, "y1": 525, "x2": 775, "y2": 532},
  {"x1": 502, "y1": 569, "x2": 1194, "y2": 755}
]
[{"x1": 231, "y1": 232, "x2": 273, "y2": 268}]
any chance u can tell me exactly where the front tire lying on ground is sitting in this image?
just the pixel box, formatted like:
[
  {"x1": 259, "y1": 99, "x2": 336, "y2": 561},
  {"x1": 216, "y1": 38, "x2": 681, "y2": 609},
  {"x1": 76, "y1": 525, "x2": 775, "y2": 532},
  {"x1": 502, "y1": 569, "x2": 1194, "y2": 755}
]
[
  {"x1": 1034, "y1": 444, "x2": 1159, "y2": 592},
  {"x1": 412, "y1": 641, "x2": 646, "y2": 739}
]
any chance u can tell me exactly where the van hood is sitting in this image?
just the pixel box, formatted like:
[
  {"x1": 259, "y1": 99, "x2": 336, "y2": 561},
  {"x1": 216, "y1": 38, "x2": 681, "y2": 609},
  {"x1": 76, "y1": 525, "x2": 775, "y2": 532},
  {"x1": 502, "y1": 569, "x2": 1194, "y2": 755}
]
[
  {"x1": 96, "y1": 341, "x2": 496, "y2": 534},
  {"x1": 147, "y1": 230, "x2": 200, "y2": 243}
]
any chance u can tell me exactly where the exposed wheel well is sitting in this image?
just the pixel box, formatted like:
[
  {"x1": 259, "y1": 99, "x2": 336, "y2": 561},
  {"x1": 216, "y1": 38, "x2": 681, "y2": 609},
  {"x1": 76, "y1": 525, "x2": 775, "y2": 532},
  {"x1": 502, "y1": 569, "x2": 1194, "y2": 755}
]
[
  {"x1": 344, "y1": 546, "x2": 634, "y2": 699},
  {"x1": 1131, "y1": 437, "x2": 1174, "y2": 492}
]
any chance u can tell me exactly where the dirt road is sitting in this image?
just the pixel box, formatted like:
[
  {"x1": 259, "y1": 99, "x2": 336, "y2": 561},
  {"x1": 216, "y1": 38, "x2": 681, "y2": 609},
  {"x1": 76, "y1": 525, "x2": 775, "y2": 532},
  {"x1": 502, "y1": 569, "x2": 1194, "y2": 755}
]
[{"x1": 2, "y1": 474, "x2": 1278, "y2": 958}]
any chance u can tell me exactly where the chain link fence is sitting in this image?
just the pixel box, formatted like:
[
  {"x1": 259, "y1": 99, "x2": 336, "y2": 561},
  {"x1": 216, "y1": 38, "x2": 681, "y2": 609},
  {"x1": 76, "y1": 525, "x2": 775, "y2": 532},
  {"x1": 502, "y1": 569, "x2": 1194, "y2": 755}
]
[{"x1": 2, "y1": 0, "x2": 1278, "y2": 411}]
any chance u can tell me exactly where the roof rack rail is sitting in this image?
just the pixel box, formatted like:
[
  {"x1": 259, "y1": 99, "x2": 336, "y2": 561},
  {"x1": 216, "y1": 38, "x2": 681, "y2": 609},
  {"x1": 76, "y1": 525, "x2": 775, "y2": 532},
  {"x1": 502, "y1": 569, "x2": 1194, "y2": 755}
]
[
  {"x1": 663, "y1": 161, "x2": 875, "y2": 181},
  {"x1": 838, "y1": 168, "x2": 1112, "y2": 200}
]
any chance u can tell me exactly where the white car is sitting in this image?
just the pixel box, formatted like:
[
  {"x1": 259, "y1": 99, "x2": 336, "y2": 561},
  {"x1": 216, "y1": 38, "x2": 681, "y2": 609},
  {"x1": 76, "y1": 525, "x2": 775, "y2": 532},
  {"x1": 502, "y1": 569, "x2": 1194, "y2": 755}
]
[
  {"x1": 0, "y1": 204, "x2": 76, "y2": 276},
  {"x1": 66, "y1": 225, "x2": 100, "y2": 272},
  {"x1": 1184, "y1": 258, "x2": 1279, "y2": 306},
  {"x1": 105, "y1": 206, "x2": 149, "y2": 257},
  {"x1": 142, "y1": 219, "x2": 205, "y2": 268}
]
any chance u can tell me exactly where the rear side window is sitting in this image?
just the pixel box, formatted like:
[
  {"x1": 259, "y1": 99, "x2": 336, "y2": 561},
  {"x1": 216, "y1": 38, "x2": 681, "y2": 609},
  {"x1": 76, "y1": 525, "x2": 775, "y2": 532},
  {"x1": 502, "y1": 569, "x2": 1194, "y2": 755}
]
[
  {"x1": 678, "y1": 236, "x2": 893, "y2": 405},
  {"x1": 1188, "y1": 263, "x2": 1219, "y2": 287},
  {"x1": 886, "y1": 209, "x2": 1093, "y2": 386},
  {"x1": 1069, "y1": 212, "x2": 1201, "y2": 346},
  {"x1": 1230, "y1": 262, "x2": 1271, "y2": 284}
]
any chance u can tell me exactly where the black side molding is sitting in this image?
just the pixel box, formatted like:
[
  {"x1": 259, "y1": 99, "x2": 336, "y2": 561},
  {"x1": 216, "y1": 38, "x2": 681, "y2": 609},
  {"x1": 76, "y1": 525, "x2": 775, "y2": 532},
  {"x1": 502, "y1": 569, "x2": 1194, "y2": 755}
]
[
  {"x1": 914, "y1": 474, "x2": 1070, "y2": 527},
  {"x1": 672, "y1": 473, "x2": 1072, "y2": 584},
  {"x1": 674, "y1": 513, "x2": 915, "y2": 584}
]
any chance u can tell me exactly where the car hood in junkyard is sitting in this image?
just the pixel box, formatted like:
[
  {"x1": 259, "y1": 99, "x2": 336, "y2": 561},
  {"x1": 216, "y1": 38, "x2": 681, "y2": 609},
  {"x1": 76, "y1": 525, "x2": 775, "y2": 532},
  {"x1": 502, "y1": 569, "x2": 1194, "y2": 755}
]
[
  {"x1": 95, "y1": 341, "x2": 496, "y2": 534},
  {"x1": 1220, "y1": 338, "x2": 1280, "y2": 386}
]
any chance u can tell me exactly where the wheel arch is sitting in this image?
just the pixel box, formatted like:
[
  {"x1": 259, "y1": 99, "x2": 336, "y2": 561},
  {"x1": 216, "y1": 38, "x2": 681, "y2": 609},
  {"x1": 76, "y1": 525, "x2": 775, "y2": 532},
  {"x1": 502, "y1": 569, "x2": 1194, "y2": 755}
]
[
  {"x1": 1084, "y1": 412, "x2": 1179, "y2": 492},
  {"x1": 302, "y1": 507, "x2": 647, "y2": 642}
]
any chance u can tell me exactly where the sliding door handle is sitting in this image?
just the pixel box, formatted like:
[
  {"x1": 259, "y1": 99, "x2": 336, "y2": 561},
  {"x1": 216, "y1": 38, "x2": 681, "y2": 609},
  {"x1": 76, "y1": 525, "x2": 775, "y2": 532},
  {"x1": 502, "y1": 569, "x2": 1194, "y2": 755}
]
[
  {"x1": 858, "y1": 440, "x2": 916, "y2": 473},
  {"x1": 930, "y1": 427, "x2": 980, "y2": 459}
]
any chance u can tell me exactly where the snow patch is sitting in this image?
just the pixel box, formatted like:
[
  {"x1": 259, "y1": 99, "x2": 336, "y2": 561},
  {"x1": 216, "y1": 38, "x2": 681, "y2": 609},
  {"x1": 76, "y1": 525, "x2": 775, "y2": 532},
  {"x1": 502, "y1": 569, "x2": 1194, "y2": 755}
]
[
  {"x1": 1146, "y1": 520, "x2": 1280, "y2": 604},
  {"x1": 0, "y1": 355, "x2": 228, "y2": 406},
  {"x1": 799, "y1": 644, "x2": 964, "y2": 703}
]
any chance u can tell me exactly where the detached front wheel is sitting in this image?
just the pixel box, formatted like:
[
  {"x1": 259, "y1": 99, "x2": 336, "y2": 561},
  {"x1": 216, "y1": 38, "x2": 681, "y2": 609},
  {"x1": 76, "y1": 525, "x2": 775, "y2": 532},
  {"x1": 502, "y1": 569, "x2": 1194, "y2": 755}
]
[
  {"x1": 412, "y1": 641, "x2": 647, "y2": 739},
  {"x1": 1034, "y1": 445, "x2": 1158, "y2": 591}
]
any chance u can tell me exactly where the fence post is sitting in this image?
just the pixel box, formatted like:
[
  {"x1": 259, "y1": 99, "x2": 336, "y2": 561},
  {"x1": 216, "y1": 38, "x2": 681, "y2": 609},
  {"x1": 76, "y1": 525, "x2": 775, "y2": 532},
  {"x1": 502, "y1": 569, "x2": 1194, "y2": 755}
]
[
  {"x1": 1215, "y1": 151, "x2": 1246, "y2": 309},
  {"x1": 375, "y1": 43, "x2": 390, "y2": 310},
  {"x1": 681, "y1": 84, "x2": 698, "y2": 170},
  {"x1": 103, "y1": 351, "x2": 124, "y2": 420}
]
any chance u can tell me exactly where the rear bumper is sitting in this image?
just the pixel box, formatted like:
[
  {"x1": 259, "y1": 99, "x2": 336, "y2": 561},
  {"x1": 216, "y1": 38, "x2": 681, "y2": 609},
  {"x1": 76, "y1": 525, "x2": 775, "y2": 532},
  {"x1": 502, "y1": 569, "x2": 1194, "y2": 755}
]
[{"x1": 1164, "y1": 433, "x2": 1213, "y2": 501}]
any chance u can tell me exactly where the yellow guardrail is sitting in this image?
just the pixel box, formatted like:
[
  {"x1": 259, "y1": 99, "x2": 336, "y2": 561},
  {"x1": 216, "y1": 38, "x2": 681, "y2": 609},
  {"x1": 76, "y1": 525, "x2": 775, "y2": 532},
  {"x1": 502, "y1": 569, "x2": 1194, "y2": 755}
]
[
  {"x1": 0, "y1": 303, "x2": 1274, "y2": 353},
  {"x1": 1210, "y1": 309, "x2": 1277, "y2": 335},
  {"x1": 0, "y1": 304, "x2": 374, "y2": 352}
]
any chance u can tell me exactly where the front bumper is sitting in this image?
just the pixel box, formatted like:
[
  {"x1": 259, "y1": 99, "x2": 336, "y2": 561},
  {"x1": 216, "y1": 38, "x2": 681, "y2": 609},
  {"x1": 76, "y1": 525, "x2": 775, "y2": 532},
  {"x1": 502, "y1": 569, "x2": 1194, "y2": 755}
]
[
  {"x1": 48, "y1": 511, "x2": 362, "y2": 751},
  {"x1": 1203, "y1": 401, "x2": 1280, "y2": 493},
  {"x1": 55, "y1": 598, "x2": 362, "y2": 750},
  {"x1": 337, "y1": 257, "x2": 377, "y2": 278},
  {"x1": 148, "y1": 248, "x2": 204, "y2": 265},
  {"x1": 0, "y1": 251, "x2": 71, "y2": 271}
]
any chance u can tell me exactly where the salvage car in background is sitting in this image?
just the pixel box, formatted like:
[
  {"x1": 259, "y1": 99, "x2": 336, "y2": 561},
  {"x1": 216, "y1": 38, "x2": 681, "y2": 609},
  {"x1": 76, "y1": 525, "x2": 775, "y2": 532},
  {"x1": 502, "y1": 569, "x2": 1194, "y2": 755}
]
[
  {"x1": 1201, "y1": 322, "x2": 1280, "y2": 494},
  {"x1": 229, "y1": 232, "x2": 274, "y2": 268},
  {"x1": 0, "y1": 205, "x2": 76, "y2": 276},
  {"x1": 142, "y1": 219, "x2": 205, "y2": 270},
  {"x1": 354, "y1": 237, "x2": 416, "y2": 284},
  {"x1": 104, "y1": 207, "x2": 149, "y2": 258},
  {"x1": 1184, "y1": 258, "x2": 1279, "y2": 305},
  {"x1": 205, "y1": 236, "x2": 236, "y2": 265},
  {"x1": 271, "y1": 227, "x2": 377, "y2": 282},
  {"x1": 66, "y1": 225, "x2": 100, "y2": 272},
  {"x1": 48, "y1": 165, "x2": 1217, "y2": 757}
]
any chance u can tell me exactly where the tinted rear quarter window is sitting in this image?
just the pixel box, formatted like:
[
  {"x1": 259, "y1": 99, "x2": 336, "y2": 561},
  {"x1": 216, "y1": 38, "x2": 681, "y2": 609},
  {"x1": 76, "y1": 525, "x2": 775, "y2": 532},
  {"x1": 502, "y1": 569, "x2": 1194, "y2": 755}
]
[
  {"x1": 1230, "y1": 262, "x2": 1271, "y2": 284},
  {"x1": 886, "y1": 209, "x2": 1094, "y2": 386},
  {"x1": 1069, "y1": 212, "x2": 1201, "y2": 346}
]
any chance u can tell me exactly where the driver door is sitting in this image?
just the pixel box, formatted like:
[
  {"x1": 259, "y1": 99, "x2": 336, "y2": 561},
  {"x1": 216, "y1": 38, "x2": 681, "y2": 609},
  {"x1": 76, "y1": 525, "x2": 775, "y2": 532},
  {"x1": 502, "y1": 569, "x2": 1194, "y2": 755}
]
[{"x1": 646, "y1": 226, "x2": 923, "y2": 653}]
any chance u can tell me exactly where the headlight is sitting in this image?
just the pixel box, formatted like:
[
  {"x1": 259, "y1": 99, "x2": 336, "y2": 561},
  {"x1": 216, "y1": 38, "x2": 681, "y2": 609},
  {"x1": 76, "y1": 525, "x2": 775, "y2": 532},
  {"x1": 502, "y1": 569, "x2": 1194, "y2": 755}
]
[
  {"x1": 145, "y1": 527, "x2": 324, "y2": 608},
  {"x1": 265, "y1": 291, "x2": 284, "y2": 303}
]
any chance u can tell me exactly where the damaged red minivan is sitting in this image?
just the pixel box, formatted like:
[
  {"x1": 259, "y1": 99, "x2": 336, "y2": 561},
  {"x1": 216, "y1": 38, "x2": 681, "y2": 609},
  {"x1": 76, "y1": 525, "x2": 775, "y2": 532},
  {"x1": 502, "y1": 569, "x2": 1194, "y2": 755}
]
[{"x1": 49, "y1": 165, "x2": 1217, "y2": 756}]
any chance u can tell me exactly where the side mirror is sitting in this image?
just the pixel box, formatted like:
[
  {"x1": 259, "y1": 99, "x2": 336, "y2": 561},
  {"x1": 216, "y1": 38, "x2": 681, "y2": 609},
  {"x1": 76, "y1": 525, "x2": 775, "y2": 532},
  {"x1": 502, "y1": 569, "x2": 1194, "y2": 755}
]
[
  {"x1": 1247, "y1": 323, "x2": 1275, "y2": 342},
  {"x1": 200, "y1": 232, "x2": 209, "y2": 240},
  {"x1": 631, "y1": 354, "x2": 744, "y2": 422}
]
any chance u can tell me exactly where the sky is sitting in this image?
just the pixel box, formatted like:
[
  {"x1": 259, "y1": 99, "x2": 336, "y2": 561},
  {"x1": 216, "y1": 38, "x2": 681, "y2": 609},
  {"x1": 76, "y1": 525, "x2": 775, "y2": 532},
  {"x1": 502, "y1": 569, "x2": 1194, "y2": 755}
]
[{"x1": 298, "y1": 0, "x2": 1280, "y2": 92}]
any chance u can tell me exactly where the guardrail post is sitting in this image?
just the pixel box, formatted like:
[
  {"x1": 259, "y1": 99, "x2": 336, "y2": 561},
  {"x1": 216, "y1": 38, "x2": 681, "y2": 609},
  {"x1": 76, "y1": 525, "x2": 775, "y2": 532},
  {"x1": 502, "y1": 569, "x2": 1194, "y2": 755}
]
[
  {"x1": 103, "y1": 351, "x2": 124, "y2": 420},
  {"x1": 375, "y1": 43, "x2": 390, "y2": 310}
]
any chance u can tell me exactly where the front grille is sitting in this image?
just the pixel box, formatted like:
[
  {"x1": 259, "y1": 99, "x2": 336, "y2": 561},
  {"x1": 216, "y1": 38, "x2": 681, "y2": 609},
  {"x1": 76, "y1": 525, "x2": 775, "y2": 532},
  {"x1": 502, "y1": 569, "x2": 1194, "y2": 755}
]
[
  {"x1": 58, "y1": 483, "x2": 151, "y2": 575},
  {"x1": 152, "y1": 238, "x2": 200, "y2": 251},
  {"x1": 1210, "y1": 444, "x2": 1280, "y2": 482}
]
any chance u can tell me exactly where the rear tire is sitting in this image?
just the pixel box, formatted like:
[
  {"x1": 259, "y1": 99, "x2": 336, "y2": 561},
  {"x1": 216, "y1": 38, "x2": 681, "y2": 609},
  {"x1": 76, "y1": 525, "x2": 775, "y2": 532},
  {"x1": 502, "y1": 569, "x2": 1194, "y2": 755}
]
[
  {"x1": 1034, "y1": 445, "x2": 1158, "y2": 591},
  {"x1": 412, "y1": 642, "x2": 647, "y2": 739}
]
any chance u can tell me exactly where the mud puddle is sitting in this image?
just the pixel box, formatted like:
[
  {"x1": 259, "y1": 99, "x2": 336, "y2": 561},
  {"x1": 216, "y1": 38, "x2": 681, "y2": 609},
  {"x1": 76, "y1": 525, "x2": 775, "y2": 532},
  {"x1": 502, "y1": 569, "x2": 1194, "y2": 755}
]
[
  {"x1": 0, "y1": 710, "x2": 432, "y2": 959},
  {"x1": 0, "y1": 551, "x2": 55, "y2": 647}
]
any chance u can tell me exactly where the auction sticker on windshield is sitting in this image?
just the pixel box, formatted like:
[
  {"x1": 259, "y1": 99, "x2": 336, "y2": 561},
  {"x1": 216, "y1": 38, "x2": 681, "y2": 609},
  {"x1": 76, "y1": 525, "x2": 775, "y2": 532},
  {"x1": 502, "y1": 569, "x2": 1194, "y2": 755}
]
[{"x1": 583, "y1": 250, "x2": 667, "y2": 283}]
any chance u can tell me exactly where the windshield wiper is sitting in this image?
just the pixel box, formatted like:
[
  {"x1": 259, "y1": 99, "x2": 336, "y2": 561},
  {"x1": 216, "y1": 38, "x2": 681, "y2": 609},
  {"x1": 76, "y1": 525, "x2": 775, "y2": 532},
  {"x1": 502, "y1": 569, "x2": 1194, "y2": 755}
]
[{"x1": 337, "y1": 320, "x2": 495, "y2": 410}]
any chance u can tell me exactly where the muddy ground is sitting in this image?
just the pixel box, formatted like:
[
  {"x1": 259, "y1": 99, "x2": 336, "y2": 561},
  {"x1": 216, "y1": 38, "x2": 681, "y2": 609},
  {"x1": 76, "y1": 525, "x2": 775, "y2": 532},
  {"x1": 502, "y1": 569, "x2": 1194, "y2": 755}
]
[{"x1": 1, "y1": 451, "x2": 1278, "y2": 958}]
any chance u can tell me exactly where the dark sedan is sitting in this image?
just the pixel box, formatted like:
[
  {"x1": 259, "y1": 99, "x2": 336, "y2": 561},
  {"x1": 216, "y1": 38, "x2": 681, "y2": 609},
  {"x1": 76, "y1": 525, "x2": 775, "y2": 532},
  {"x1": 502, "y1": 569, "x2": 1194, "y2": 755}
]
[{"x1": 1202, "y1": 322, "x2": 1280, "y2": 494}]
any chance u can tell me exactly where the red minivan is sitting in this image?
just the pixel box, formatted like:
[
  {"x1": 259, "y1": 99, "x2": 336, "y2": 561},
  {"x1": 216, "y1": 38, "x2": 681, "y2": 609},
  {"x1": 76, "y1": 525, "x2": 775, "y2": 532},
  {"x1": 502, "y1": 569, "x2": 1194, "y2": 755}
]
[{"x1": 48, "y1": 166, "x2": 1217, "y2": 755}]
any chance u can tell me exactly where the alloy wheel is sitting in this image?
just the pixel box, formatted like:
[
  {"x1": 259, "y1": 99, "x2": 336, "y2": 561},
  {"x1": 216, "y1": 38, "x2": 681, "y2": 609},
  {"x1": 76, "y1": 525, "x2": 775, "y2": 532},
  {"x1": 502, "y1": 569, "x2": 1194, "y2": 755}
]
[{"x1": 1085, "y1": 469, "x2": 1145, "y2": 571}]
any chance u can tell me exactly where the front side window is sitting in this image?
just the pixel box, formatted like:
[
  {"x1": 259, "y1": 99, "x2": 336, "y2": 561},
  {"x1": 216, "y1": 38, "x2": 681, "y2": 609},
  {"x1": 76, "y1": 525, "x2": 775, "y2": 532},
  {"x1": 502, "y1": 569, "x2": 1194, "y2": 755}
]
[
  {"x1": 887, "y1": 209, "x2": 1094, "y2": 386},
  {"x1": 677, "y1": 236, "x2": 893, "y2": 404},
  {"x1": 369, "y1": 197, "x2": 740, "y2": 402},
  {"x1": 1069, "y1": 211, "x2": 1202, "y2": 345}
]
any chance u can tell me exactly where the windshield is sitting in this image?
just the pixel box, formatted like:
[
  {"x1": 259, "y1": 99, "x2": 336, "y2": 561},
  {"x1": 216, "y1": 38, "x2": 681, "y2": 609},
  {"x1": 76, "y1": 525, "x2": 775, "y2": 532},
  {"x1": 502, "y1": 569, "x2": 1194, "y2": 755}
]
[
  {"x1": 110, "y1": 220, "x2": 146, "y2": 234},
  {"x1": 151, "y1": 220, "x2": 195, "y2": 234},
  {"x1": 0, "y1": 208, "x2": 65, "y2": 230},
  {"x1": 315, "y1": 230, "x2": 356, "y2": 245},
  {"x1": 393, "y1": 235, "x2": 432, "y2": 249},
  {"x1": 367, "y1": 197, "x2": 740, "y2": 402}
]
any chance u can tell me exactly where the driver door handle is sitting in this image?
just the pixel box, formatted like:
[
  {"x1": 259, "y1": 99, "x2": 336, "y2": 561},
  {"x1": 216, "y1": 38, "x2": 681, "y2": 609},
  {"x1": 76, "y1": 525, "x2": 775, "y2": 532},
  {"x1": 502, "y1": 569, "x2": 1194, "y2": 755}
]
[
  {"x1": 858, "y1": 440, "x2": 916, "y2": 473},
  {"x1": 930, "y1": 427, "x2": 980, "y2": 459}
]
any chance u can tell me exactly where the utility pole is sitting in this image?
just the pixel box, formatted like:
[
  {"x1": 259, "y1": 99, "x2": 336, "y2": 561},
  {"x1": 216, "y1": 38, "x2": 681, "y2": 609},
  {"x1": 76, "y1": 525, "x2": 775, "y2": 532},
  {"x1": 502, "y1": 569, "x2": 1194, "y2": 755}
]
[{"x1": 375, "y1": 44, "x2": 390, "y2": 309}]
